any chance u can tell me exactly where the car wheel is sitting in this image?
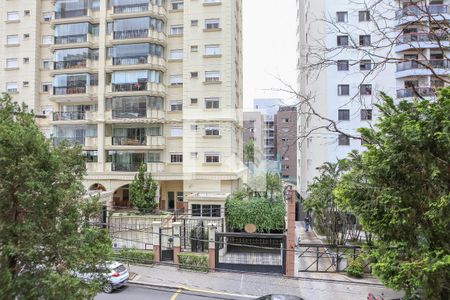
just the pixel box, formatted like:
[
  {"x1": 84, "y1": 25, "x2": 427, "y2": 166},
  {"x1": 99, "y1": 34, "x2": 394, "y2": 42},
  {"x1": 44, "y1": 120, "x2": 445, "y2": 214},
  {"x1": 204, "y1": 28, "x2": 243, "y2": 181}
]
[{"x1": 103, "y1": 283, "x2": 113, "y2": 294}]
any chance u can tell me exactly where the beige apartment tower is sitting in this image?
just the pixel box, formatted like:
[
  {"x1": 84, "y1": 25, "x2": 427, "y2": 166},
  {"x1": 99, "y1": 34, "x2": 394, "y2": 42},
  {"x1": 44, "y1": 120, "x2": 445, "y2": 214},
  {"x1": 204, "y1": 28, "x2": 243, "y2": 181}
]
[{"x1": 0, "y1": 0, "x2": 244, "y2": 216}]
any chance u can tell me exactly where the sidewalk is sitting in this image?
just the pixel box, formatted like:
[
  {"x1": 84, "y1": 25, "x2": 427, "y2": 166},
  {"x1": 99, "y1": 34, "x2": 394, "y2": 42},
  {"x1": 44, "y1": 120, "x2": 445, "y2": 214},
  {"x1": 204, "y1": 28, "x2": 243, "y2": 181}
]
[{"x1": 126, "y1": 263, "x2": 403, "y2": 300}]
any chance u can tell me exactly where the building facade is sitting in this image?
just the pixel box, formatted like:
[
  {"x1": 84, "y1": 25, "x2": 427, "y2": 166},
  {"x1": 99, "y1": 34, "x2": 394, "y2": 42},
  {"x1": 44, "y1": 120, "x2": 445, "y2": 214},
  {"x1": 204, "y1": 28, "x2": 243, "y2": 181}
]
[
  {"x1": 0, "y1": 0, "x2": 244, "y2": 215},
  {"x1": 296, "y1": 0, "x2": 449, "y2": 197},
  {"x1": 243, "y1": 111, "x2": 264, "y2": 160},
  {"x1": 275, "y1": 106, "x2": 297, "y2": 184}
]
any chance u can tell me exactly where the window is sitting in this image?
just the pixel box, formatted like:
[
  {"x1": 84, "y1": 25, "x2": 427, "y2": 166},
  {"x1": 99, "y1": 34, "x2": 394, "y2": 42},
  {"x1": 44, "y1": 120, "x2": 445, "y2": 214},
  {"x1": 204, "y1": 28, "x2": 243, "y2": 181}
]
[
  {"x1": 205, "y1": 125, "x2": 220, "y2": 136},
  {"x1": 82, "y1": 151, "x2": 98, "y2": 163},
  {"x1": 170, "y1": 25, "x2": 183, "y2": 35},
  {"x1": 23, "y1": 57, "x2": 29, "y2": 64},
  {"x1": 205, "y1": 71, "x2": 220, "y2": 82},
  {"x1": 337, "y1": 35, "x2": 349, "y2": 46},
  {"x1": 361, "y1": 109, "x2": 373, "y2": 121},
  {"x1": 42, "y1": 83, "x2": 52, "y2": 93},
  {"x1": 170, "y1": 100, "x2": 183, "y2": 111},
  {"x1": 205, "y1": 19, "x2": 220, "y2": 29},
  {"x1": 42, "y1": 12, "x2": 52, "y2": 22},
  {"x1": 6, "y1": 82, "x2": 18, "y2": 93},
  {"x1": 338, "y1": 134, "x2": 350, "y2": 146},
  {"x1": 170, "y1": 153, "x2": 183, "y2": 163},
  {"x1": 190, "y1": 125, "x2": 198, "y2": 131},
  {"x1": 6, "y1": 58, "x2": 18, "y2": 68},
  {"x1": 7, "y1": 11, "x2": 20, "y2": 21},
  {"x1": 336, "y1": 11, "x2": 348, "y2": 23},
  {"x1": 7, "y1": 35, "x2": 19, "y2": 45},
  {"x1": 148, "y1": 152, "x2": 161, "y2": 162},
  {"x1": 204, "y1": 44, "x2": 220, "y2": 55},
  {"x1": 360, "y1": 60, "x2": 372, "y2": 71},
  {"x1": 42, "y1": 60, "x2": 52, "y2": 70},
  {"x1": 338, "y1": 109, "x2": 350, "y2": 121},
  {"x1": 190, "y1": 98, "x2": 198, "y2": 104},
  {"x1": 176, "y1": 192, "x2": 183, "y2": 202},
  {"x1": 192, "y1": 204, "x2": 221, "y2": 217},
  {"x1": 360, "y1": 84, "x2": 372, "y2": 95},
  {"x1": 359, "y1": 11, "x2": 370, "y2": 21},
  {"x1": 338, "y1": 84, "x2": 350, "y2": 96},
  {"x1": 169, "y1": 49, "x2": 183, "y2": 60},
  {"x1": 24, "y1": 10, "x2": 30, "y2": 16},
  {"x1": 205, "y1": 97, "x2": 219, "y2": 109},
  {"x1": 205, "y1": 153, "x2": 220, "y2": 163},
  {"x1": 282, "y1": 118, "x2": 289, "y2": 123},
  {"x1": 169, "y1": 75, "x2": 183, "y2": 86},
  {"x1": 42, "y1": 35, "x2": 53, "y2": 45},
  {"x1": 170, "y1": 127, "x2": 183, "y2": 137},
  {"x1": 359, "y1": 35, "x2": 371, "y2": 46},
  {"x1": 171, "y1": 0, "x2": 184, "y2": 10},
  {"x1": 190, "y1": 45, "x2": 198, "y2": 52},
  {"x1": 191, "y1": 20, "x2": 198, "y2": 27},
  {"x1": 23, "y1": 81, "x2": 29, "y2": 87},
  {"x1": 190, "y1": 152, "x2": 198, "y2": 159},
  {"x1": 190, "y1": 72, "x2": 198, "y2": 78},
  {"x1": 337, "y1": 60, "x2": 349, "y2": 71}
]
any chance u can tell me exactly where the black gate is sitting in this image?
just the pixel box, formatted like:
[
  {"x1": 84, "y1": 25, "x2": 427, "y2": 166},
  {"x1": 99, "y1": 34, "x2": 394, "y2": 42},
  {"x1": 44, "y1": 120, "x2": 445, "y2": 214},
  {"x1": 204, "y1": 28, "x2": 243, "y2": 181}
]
[
  {"x1": 215, "y1": 232, "x2": 286, "y2": 274},
  {"x1": 160, "y1": 227, "x2": 174, "y2": 261}
]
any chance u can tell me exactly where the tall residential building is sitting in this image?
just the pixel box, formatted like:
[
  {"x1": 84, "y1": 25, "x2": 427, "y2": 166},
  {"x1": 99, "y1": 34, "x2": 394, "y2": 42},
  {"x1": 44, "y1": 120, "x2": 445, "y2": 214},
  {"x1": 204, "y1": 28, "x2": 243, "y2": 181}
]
[
  {"x1": 243, "y1": 111, "x2": 264, "y2": 160},
  {"x1": 275, "y1": 106, "x2": 297, "y2": 184},
  {"x1": 296, "y1": 0, "x2": 449, "y2": 197},
  {"x1": 0, "y1": 0, "x2": 244, "y2": 215}
]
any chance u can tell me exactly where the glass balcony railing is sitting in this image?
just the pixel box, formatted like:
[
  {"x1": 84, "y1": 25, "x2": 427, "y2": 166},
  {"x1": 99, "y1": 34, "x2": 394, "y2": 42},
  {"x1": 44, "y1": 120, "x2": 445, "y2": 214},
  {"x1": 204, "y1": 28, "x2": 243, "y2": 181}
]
[
  {"x1": 112, "y1": 108, "x2": 147, "y2": 119},
  {"x1": 112, "y1": 162, "x2": 146, "y2": 172},
  {"x1": 53, "y1": 136, "x2": 86, "y2": 146},
  {"x1": 54, "y1": 60, "x2": 87, "y2": 70},
  {"x1": 113, "y1": 3, "x2": 149, "y2": 14},
  {"x1": 113, "y1": 29, "x2": 149, "y2": 40},
  {"x1": 396, "y1": 32, "x2": 449, "y2": 44},
  {"x1": 53, "y1": 86, "x2": 87, "y2": 95},
  {"x1": 53, "y1": 111, "x2": 86, "y2": 121},
  {"x1": 55, "y1": 9, "x2": 88, "y2": 19},
  {"x1": 396, "y1": 87, "x2": 436, "y2": 98},
  {"x1": 112, "y1": 137, "x2": 147, "y2": 146},
  {"x1": 112, "y1": 82, "x2": 147, "y2": 92},
  {"x1": 396, "y1": 59, "x2": 449, "y2": 72},
  {"x1": 113, "y1": 56, "x2": 148, "y2": 65},
  {"x1": 54, "y1": 34, "x2": 88, "y2": 45},
  {"x1": 396, "y1": 5, "x2": 449, "y2": 19}
]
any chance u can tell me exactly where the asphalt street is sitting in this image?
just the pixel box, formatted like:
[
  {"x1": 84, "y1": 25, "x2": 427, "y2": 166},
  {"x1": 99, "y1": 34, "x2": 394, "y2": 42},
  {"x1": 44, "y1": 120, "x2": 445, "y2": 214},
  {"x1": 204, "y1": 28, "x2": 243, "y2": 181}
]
[{"x1": 94, "y1": 284, "x2": 254, "y2": 300}]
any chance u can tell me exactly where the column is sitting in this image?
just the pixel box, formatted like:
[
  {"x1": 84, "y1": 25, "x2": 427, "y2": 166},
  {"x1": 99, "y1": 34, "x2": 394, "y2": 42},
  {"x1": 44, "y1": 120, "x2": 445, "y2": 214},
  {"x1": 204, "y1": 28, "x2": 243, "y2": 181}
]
[
  {"x1": 207, "y1": 223, "x2": 216, "y2": 272},
  {"x1": 172, "y1": 222, "x2": 181, "y2": 265},
  {"x1": 285, "y1": 189, "x2": 296, "y2": 276},
  {"x1": 152, "y1": 221, "x2": 161, "y2": 263}
]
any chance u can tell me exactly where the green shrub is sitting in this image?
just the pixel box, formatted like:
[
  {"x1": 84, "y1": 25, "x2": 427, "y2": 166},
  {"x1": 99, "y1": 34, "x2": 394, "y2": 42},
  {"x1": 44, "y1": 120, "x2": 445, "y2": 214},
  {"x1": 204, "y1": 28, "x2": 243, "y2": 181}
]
[
  {"x1": 225, "y1": 197, "x2": 285, "y2": 232},
  {"x1": 177, "y1": 253, "x2": 209, "y2": 272},
  {"x1": 346, "y1": 256, "x2": 365, "y2": 278},
  {"x1": 113, "y1": 248, "x2": 154, "y2": 265}
]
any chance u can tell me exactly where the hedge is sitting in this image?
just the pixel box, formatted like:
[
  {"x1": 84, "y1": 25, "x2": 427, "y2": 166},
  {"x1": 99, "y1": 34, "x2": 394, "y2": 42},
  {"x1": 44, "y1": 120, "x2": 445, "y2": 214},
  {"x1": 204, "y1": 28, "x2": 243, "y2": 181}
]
[
  {"x1": 113, "y1": 248, "x2": 154, "y2": 265},
  {"x1": 346, "y1": 256, "x2": 365, "y2": 278},
  {"x1": 226, "y1": 197, "x2": 285, "y2": 232},
  {"x1": 177, "y1": 253, "x2": 209, "y2": 272}
]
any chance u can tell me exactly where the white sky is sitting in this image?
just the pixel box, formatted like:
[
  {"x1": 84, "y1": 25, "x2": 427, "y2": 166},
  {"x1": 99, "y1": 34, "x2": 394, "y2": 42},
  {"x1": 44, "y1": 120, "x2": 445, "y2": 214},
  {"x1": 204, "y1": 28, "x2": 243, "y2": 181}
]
[{"x1": 242, "y1": 0, "x2": 298, "y2": 109}]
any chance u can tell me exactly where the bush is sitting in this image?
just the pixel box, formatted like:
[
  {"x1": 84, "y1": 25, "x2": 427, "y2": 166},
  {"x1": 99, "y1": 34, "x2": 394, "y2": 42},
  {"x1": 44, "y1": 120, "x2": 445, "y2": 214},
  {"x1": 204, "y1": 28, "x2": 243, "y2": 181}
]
[
  {"x1": 177, "y1": 253, "x2": 209, "y2": 272},
  {"x1": 226, "y1": 197, "x2": 285, "y2": 232},
  {"x1": 346, "y1": 256, "x2": 365, "y2": 278},
  {"x1": 113, "y1": 248, "x2": 154, "y2": 265}
]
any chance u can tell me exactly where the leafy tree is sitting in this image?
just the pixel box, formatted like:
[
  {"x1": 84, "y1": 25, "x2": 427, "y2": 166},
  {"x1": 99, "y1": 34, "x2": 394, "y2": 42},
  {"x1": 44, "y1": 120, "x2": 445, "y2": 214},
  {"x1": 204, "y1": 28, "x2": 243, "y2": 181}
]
[
  {"x1": 334, "y1": 89, "x2": 450, "y2": 299},
  {"x1": 0, "y1": 94, "x2": 112, "y2": 299},
  {"x1": 129, "y1": 164, "x2": 158, "y2": 213},
  {"x1": 243, "y1": 139, "x2": 255, "y2": 166}
]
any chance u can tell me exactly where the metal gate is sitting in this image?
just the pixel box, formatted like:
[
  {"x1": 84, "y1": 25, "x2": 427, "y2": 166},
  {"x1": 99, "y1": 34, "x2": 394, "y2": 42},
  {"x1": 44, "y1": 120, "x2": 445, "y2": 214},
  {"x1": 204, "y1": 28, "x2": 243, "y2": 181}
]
[
  {"x1": 215, "y1": 232, "x2": 286, "y2": 274},
  {"x1": 160, "y1": 227, "x2": 174, "y2": 261}
]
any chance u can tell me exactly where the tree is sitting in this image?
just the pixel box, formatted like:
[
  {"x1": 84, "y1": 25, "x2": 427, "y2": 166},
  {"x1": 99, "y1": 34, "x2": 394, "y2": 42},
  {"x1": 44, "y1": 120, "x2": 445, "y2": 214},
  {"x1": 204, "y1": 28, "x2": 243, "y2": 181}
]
[
  {"x1": 0, "y1": 94, "x2": 112, "y2": 299},
  {"x1": 243, "y1": 139, "x2": 255, "y2": 166},
  {"x1": 129, "y1": 164, "x2": 158, "y2": 213},
  {"x1": 334, "y1": 89, "x2": 450, "y2": 299}
]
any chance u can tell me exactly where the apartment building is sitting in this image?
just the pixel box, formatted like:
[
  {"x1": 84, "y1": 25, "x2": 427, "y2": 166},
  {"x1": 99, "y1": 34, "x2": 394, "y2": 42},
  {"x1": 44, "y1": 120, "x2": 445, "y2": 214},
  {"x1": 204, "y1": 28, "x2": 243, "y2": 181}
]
[
  {"x1": 243, "y1": 111, "x2": 264, "y2": 159},
  {"x1": 296, "y1": 0, "x2": 450, "y2": 197},
  {"x1": 0, "y1": 0, "x2": 244, "y2": 215},
  {"x1": 275, "y1": 106, "x2": 297, "y2": 184}
]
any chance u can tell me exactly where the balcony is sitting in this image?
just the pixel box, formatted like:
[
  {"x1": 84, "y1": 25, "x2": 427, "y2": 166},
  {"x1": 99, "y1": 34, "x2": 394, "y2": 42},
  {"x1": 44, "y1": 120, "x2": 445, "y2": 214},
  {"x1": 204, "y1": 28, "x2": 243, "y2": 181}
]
[
  {"x1": 395, "y1": 32, "x2": 450, "y2": 52},
  {"x1": 52, "y1": 111, "x2": 97, "y2": 122},
  {"x1": 55, "y1": 9, "x2": 88, "y2": 19},
  {"x1": 53, "y1": 136, "x2": 85, "y2": 146},
  {"x1": 112, "y1": 162, "x2": 146, "y2": 172},
  {"x1": 114, "y1": 29, "x2": 149, "y2": 40},
  {"x1": 113, "y1": 56, "x2": 147, "y2": 66},
  {"x1": 112, "y1": 82, "x2": 147, "y2": 92},
  {"x1": 112, "y1": 136, "x2": 147, "y2": 146},
  {"x1": 53, "y1": 86, "x2": 87, "y2": 95},
  {"x1": 112, "y1": 108, "x2": 147, "y2": 119},
  {"x1": 113, "y1": 3, "x2": 149, "y2": 14},
  {"x1": 54, "y1": 59, "x2": 87, "y2": 70},
  {"x1": 396, "y1": 87, "x2": 437, "y2": 99},
  {"x1": 396, "y1": 5, "x2": 449, "y2": 19},
  {"x1": 396, "y1": 59, "x2": 449, "y2": 78},
  {"x1": 54, "y1": 34, "x2": 88, "y2": 45}
]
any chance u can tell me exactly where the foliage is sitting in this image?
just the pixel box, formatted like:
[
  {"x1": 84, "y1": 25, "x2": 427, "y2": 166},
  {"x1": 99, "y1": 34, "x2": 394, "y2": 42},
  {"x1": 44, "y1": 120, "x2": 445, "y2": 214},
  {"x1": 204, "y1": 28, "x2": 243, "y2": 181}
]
[
  {"x1": 243, "y1": 139, "x2": 255, "y2": 166},
  {"x1": 346, "y1": 257, "x2": 365, "y2": 279},
  {"x1": 243, "y1": 172, "x2": 283, "y2": 200},
  {"x1": 113, "y1": 248, "x2": 153, "y2": 265},
  {"x1": 334, "y1": 90, "x2": 450, "y2": 299},
  {"x1": 129, "y1": 164, "x2": 158, "y2": 213},
  {"x1": 226, "y1": 196, "x2": 285, "y2": 233},
  {"x1": 0, "y1": 94, "x2": 112, "y2": 299},
  {"x1": 177, "y1": 253, "x2": 209, "y2": 272}
]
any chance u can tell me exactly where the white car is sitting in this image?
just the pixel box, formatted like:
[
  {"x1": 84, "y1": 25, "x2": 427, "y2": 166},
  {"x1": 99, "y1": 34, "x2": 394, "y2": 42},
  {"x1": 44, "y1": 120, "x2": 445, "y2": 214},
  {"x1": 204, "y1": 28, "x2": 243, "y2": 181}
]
[{"x1": 74, "y1": 261, "x2": 129, "y2": 294}]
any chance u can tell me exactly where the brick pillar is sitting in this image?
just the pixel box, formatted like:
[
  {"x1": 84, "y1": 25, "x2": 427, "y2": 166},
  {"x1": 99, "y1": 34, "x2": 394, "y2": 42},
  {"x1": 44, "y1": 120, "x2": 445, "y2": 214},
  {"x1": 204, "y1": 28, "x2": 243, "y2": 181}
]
[
  {"x1": 207, "y1": 223, "x2": 216, "y2": 272},
  {"x1": 152, "y1": 221, "x2": 161, "y2": 263},
  {"x1": 173, "y1": 221, "x2": 181, "y2": 265},
  {"x1": 285, "y1": 190, "x2": 296, "y2": 276}
]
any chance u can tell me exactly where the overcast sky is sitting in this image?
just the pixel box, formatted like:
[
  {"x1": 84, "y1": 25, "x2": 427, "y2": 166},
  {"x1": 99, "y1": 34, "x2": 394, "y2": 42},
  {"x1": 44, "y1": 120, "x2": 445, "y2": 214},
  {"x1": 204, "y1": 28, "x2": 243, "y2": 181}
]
[{"x1": 242, "y1": 0, "x2": 297, "y2": 109}]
